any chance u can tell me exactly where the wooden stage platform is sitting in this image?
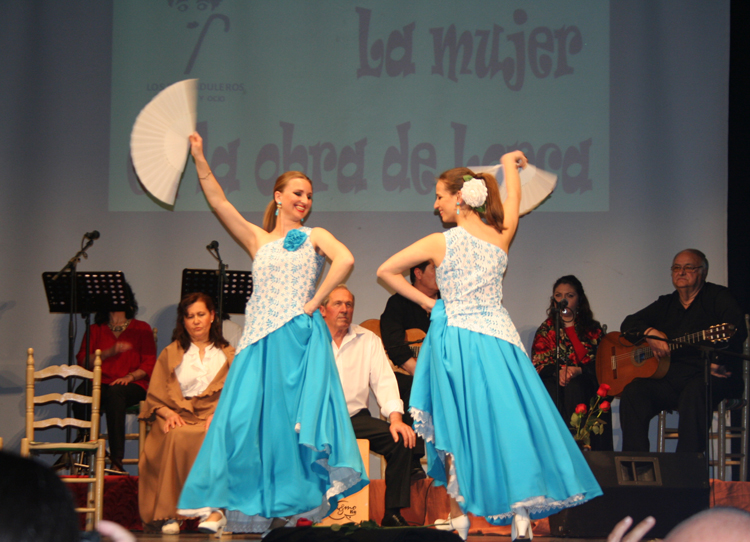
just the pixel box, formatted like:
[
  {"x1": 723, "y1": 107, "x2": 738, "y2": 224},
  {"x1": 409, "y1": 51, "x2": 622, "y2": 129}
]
[{"x1": 77, "y1": 476, "x2": 750, "y2": 540}]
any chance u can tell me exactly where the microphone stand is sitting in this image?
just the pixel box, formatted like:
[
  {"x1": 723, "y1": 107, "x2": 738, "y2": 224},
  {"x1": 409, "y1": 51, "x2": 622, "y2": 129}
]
[
  {"x1": 51, "y1": 235, "x2": 98, "y2": 445},
  {"x1": 552, "y1": 301, "x2": 569, "y2": 416},
  {"x1": 207, "y1": 242, "x2": 227, "y2": 322}
]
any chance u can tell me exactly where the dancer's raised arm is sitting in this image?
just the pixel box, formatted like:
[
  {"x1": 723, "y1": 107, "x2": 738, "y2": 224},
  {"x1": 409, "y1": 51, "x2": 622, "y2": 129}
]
[
  {"x1": 189, "y1": 132, "x2": 266, "y2": 256},
  {"x1": 377, "y1": 233, "x2": 445, "y2": 313},
  {"x1": 306, "y1": 228, "x2": 355, "y2": 315},
  {"x1": 497, "y1": 150, "x2": 527, "y2": 246}
]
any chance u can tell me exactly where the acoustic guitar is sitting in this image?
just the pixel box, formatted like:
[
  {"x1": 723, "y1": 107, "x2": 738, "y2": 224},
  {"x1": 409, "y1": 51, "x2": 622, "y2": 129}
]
[
  {"x1": 389, "y1": 328, "x2": 426, "y2": 376},
  {"x1": 405, "y1": 328, "x2": 426, "y2": 358},
  {"x1": 596, "y1": 323, "x2": 736, "y2": 397}
]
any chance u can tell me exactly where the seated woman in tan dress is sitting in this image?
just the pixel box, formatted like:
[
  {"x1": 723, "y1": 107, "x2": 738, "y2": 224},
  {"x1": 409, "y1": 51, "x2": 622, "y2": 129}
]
[{"x1": 138, "y1": 292, "x2": 234, "y2": 534}]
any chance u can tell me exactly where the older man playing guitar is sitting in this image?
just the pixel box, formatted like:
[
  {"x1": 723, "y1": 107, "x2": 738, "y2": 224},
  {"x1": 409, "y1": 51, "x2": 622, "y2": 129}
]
[{"x1": 615, "y1": 249, "x2": 746, "y2": 453}]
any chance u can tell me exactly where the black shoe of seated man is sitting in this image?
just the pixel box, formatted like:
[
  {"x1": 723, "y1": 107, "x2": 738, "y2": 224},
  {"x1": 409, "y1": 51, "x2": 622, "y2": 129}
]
[
  {"x1": 410, "y1": 465, "x2": 427, "y2": 482},
  {"x1": 381, "y1": 511, "x2": 409, "y2": 527}
]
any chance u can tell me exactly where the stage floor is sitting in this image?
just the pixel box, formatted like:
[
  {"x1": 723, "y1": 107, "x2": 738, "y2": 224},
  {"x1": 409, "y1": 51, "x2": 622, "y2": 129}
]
[
  {"x1": 84, "y1": 475, "x2": 749, "y2": 541},
  {"x1": 126, "y1": 532, "x2": 605, "y2": 541}
]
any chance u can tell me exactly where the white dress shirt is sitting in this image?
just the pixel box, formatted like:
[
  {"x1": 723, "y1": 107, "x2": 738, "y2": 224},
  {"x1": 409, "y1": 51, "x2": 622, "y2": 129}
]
[
  {"x1": 174, "y1": 343, "x2": 227, "y2": 398},
  {"x1": 331, "y1": 324, "x2": 404, "y2": 419}
]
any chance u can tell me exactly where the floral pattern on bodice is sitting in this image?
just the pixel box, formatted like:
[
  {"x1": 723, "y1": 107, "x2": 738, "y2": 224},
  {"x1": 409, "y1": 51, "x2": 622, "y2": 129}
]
[
  {"x1": 436, "y1": 226, "x2": 526, "y2": 353},
  {"x1": 236, "y1": 227, "x2": 325, "y2": 353}
]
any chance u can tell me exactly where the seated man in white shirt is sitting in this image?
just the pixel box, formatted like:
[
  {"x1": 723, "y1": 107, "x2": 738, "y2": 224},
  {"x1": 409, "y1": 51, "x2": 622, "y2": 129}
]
[{"x1": 320, "y1": 284, "x2": 417, "y2": 528}]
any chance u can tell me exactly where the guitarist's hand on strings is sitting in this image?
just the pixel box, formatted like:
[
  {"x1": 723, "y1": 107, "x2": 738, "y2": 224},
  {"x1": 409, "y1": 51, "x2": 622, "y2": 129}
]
[{"x1": 644, "y1": 327, "x2": 669, "y2": 359}]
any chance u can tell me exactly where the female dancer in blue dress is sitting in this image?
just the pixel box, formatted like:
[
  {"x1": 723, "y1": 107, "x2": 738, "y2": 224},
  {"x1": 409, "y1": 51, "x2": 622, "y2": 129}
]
[
  {"x1": 177, "y1": 132, "x2": 367, "y2": 534},
  {"x1": 378, "y1": 150, "x2": 602, "y2": 541}
]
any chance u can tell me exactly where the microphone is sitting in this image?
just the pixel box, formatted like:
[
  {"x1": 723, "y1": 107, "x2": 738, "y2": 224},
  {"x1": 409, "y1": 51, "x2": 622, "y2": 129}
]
[
  {"x1": 207, "y1": 240, "x2": 219, "y2": 250},
  {"x1": 84, "y1": 230, "x2": 100, "y2": 240},
  {"x1": 554, "y1": 298, "x2": 573, "y2": 319}
]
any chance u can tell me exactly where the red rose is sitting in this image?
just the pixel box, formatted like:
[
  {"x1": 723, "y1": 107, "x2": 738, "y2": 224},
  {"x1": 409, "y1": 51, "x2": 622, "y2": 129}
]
[
  {"x1": 597, "y1": 384, "x2": 611, "y2": 397},
  {"x1": 600, "y1": 401, "x2": 611, "y2": 412},
  {"x1": 575, "y1": 404, "x2": 587, "y2": 415}
]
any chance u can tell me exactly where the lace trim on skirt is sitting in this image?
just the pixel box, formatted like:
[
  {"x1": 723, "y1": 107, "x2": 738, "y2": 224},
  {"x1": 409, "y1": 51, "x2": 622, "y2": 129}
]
[
  {"x1": 411, "y1": 406, "x2": 588, "y2": 519},
  {"x1": 410, "y1": 407, "x2": 464, "y2": 505},
  {"x1": 486, "y1": 493, "x2": 587, "y2": 522},
  {"x1": 410, "y1": 406, "x2": 435, "y2": 443},
  {"x1": 223, "y1": 446, "x2": 364, "y2": 533}
]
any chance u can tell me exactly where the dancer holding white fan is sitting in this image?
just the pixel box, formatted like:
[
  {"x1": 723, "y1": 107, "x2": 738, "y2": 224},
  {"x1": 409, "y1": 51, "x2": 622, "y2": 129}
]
[
  {"x1": 377, "y1": 151, "x2": 602, "y2": 541},
  {"x1": 175, "y1": 132, "x2": 367, "y2": 534}
]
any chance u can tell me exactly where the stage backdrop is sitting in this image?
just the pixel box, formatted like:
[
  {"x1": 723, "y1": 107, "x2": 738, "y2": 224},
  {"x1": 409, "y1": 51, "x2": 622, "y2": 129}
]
[
  {"x1": 110, "y1": 1, "x2": 609, "y2": 213},
  {"x1": 0, "y1": 1, "x2": 730, "y2": 456}
]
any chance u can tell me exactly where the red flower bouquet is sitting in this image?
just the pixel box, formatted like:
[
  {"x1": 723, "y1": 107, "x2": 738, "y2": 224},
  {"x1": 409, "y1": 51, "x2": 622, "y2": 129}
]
[{"x1": 570, "y1": 384, "x2": 611, "y2": 449}]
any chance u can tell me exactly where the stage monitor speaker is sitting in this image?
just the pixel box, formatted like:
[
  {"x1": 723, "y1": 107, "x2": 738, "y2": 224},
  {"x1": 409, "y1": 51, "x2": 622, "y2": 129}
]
[
  {"x1": 549, "y1": 451, "x2": 709, "y2": 539},
  {"x1": 263, "y1": 526, "x2": 462, "y2": 541}
]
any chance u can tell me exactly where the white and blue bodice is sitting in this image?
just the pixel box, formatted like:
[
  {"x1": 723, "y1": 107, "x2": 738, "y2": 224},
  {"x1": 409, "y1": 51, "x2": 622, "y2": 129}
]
[
  {"x1": 236, "y1": 227, "x2": 325, "y2": 352},
  {"x1": 436, "y1": 226, "x2": 526, "y2": 353}
]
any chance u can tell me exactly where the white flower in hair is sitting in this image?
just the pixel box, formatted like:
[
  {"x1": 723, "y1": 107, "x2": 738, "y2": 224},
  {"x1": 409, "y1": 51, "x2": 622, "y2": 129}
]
[{"x1": 460, "y1": 176, "x2": 488, "y2": 209}]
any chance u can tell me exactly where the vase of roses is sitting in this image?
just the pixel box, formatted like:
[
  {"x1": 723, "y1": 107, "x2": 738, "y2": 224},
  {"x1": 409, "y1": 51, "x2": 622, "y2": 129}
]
[{"x1": 570, "y1": 383, "x2": 611, "y2": 450}]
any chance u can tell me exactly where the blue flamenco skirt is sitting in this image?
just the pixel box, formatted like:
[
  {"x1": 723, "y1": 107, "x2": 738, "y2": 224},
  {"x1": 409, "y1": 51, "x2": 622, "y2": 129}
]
[
  {"x1": 177, "y1": 311, "x2": 368, "y2": 532},
  {"x1": 409, "y1": 301, "x2": 602, "y2": 525}
]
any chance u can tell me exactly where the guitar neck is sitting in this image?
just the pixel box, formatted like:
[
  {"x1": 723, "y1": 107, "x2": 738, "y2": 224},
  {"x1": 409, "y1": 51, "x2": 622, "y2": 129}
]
[
  {"x1": 405, "y1": 328, "x2": 425, "y2": 360},
  {"x1": 636, "y1": 328, "x2": 718, "y2": 359}
]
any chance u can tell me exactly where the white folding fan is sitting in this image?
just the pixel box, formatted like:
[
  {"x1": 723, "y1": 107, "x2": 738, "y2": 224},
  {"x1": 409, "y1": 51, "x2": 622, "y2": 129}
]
[
  {"x1": 130, "y1": 79, "x2": 198, "y2": 205},
  {"x1": 472, "y1": 163, "x2": 557, "y2": 216}
]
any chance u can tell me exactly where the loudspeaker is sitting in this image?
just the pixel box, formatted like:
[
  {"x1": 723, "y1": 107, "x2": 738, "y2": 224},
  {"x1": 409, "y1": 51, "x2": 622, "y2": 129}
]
[
  {"x1": 263, "y1": 526, "x2": 462, "y2": 541},
  {"x1": 549, "y1": 451, "x2": 709, "y2": 538}
]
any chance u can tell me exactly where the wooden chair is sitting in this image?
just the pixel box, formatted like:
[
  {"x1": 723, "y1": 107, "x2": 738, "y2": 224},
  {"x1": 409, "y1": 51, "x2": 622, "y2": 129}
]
[
  {"x1": 711, "y1": 315, "x2": 750, "y2": 480},
  {"x1": 360, "y1": 318, "x2": 412, "y2": 377},
  {"x1": 20, "y1": 348, "x2": 106, "y2": 530},
  {"x1": 359, "y1": 318, "x2": 381, "y2": 337}
]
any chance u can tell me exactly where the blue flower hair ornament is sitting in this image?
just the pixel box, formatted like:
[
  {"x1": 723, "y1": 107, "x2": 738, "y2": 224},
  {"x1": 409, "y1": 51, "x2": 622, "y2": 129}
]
[{"x1": 283, "y1": 229, "x2": 308, "y2": 251}]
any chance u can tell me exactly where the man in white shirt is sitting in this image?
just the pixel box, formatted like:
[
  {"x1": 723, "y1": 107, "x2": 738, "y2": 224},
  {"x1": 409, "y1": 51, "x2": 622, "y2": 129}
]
[{"x1": 320, "y1": 285, "x2": 417, "y2": 528}]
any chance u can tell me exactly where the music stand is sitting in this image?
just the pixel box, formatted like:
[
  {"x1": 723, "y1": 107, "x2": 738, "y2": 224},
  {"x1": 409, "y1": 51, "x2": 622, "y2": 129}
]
[
  {"x1": 42, "y1": 271, "x2": 128, "y2": 462},
  {"x1": 43, "y1": 271, "x2": 130, "y2": 318},
  {"x1": 181, "y1": 268, "x2": 253, "y2": 315}
]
